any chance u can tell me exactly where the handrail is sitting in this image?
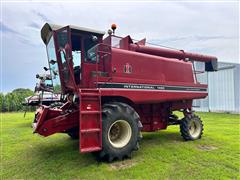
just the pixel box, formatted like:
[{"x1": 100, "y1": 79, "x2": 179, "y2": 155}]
[{"x1": 95, "y1": 43, "x2": 112, "y2": 87}]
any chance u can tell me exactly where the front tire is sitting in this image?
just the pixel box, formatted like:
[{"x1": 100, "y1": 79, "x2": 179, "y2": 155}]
[
  {"x1": 67, "y1": 128, "x2": 79, "y2": 139},
  {"x1": 180, "y1": 114, "x2": 203, "y2": 141},
  {"x1": 96, "y1": 102, "x2": 142, "y2": 162}
]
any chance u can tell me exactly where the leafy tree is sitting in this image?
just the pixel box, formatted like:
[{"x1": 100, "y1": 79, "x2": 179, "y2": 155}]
[
  {"x1": 0, "y1": 93, "x2": 5, "y2": 112},
  {"x1": 0, "y1": 88, "x2": 34, "y2": 112}
]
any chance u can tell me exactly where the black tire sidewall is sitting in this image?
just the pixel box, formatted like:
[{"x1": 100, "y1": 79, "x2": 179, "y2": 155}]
[
  {"x1": 67, "y1": 127, "x2": 79, "y2": 139},
  {"x1": 190, "y1": 117, "x2": 203, "y2": 139},
  {"x1": 180, "y1": 115, "x2": 203, "y2": 140},
  {"x1": 102, "y1": 104, "x2": 139, "y2": 158}
]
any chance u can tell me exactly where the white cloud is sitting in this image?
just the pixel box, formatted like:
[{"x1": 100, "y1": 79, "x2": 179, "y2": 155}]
[{"x1": 1, "y1": 1, "x2": 239, "y2": 92}]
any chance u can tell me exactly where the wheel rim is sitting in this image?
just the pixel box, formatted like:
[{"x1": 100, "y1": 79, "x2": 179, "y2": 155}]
[
  {"x1": 189, "y1": 120, "x2": 201, "y2": 138},
  {"x1": 108, "y1": 120, "x2": 132, "y2": 148}
]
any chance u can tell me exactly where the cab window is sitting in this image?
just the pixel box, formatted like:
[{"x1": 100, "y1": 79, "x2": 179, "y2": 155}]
[
  {"x1": 71, "y1": 34, "x2": 82, "y2": 84},
  {"x1": 84, "y1": 35, "x2": 99, "y2": 63}
]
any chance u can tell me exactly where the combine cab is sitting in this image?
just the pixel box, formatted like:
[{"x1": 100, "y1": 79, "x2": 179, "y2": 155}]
[{"x1": 33, "y1": 23, "x2": 217, "y2": 161}]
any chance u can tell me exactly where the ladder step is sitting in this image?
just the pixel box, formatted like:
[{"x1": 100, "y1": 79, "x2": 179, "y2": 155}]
[
  {"x1": 81, "y1": 146, "x2": 101, "y2": 153},
  {"x1": 80, "y1": 128, "x2": 101, "y2": 133},
  {"x1": 80, "y1": 89, "x2": 102, "y2": 153},
  {"x1": 81, "y1": 110, "x2": 101, "y2": 114}
]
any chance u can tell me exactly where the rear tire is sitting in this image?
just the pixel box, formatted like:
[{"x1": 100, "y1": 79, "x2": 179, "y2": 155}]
[
  {"x1": 180, "y1": 114, "x2": 203, "y2": 141},
  {"x1": 96, "y1": 102, "x2": 142, "y2": 162}
]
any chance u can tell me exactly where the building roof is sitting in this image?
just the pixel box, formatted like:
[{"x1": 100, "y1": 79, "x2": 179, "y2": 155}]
[{"x1": 41, "y1": 23, "x2": 105, "y2": 44}]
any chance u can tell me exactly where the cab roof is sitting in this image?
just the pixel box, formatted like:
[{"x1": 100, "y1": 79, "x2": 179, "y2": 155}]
[{"x1": 41, "y1": 23, "x2": 105, "y2": 44}]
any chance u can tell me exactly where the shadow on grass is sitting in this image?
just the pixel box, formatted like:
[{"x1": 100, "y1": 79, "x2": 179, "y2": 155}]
[
  {"x1": 142, "y1": 131, "x2": 183, "y2": 144},
  {"x1": 30, "y1": 137, "x2": 98, "y2": 168},
  {"x1": 16, "y1": 141, "x2": 99, "y2": 178},
  {"x1": 27, "y1": 131, "x2": 182, "y2": 166}
]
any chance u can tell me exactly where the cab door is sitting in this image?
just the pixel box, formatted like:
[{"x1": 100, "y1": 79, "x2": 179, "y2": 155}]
[{"x1": 54, "y1": 26, "x2": 77, "y2": 93}]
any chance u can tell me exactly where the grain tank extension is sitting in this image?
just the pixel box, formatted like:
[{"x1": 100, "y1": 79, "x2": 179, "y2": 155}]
[{"x1": 33, "y1": 23, "x2": 217, "y2": 161}]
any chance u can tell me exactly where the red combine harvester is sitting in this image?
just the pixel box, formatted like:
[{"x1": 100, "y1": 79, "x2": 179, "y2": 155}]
[{"x1": 34, "y1": 23, "x2": 217, "y2": 161}]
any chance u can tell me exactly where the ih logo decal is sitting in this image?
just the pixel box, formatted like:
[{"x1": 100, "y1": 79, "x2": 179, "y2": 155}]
[{"x1": 124, "y1": 63, "x2": 132, "y2": 74}]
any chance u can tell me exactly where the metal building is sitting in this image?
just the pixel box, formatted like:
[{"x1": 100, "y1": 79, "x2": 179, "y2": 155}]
[{"x1": 193, "y1": 62, "x2": 240, "y2": 114}]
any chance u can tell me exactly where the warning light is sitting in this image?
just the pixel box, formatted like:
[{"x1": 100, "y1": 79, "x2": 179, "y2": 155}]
[{"x1": 111, "y1": 24, "x2": 117, "y2": 35}]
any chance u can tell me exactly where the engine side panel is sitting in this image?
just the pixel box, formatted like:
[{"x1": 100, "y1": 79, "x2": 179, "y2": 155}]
[{"x1": 111, "y1": 48, "x2": 195, "y2": 83}]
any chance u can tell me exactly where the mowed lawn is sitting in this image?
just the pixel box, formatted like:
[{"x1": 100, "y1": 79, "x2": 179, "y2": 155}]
[{"x1": 1, "y1": 112, "x2": 239, "y2": 179}]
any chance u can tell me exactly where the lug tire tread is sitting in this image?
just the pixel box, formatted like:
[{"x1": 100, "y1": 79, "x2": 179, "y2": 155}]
[
  {"x1": 96, "y1": 102, "x2": 142, "y2": 162},
  {"x1": 180, "y1": 114, "x2": 203, "y2": 141}
]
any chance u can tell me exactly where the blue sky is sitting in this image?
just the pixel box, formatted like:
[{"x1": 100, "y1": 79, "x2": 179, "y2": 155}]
[{"x1": 1, "y1": 1, "x2": 239, "y2": 93}]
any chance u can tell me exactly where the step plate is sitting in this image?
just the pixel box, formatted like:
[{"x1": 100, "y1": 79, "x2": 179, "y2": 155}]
[{"x1": 79, "y1": 90, "x2": 102, "y2": 153}]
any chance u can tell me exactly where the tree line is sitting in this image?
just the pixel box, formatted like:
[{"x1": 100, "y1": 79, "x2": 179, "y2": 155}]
[{"x1": 0, "y1": 88, "x2": 34, "y2": 112}]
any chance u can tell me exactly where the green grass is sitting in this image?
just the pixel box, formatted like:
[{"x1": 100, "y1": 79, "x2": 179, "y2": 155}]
[{"x1": 1, "y1": 112, "x2": 239, "y2": 179}]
